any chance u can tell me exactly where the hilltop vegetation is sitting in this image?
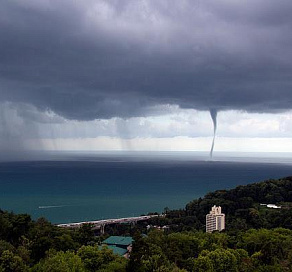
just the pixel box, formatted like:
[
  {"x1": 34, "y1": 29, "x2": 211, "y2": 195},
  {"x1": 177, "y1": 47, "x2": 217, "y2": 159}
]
[
  {"x1": 149, "y1": 176, "x2": 292, "y2": 232},
  {"x1": 1, "y1": 177, "x2": 292, "y2": 271}
]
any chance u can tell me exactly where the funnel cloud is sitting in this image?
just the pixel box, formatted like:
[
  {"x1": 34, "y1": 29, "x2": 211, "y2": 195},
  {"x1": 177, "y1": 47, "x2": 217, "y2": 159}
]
[{"x1": 210, "y1": 109, "x2": 217, "y2": 158}]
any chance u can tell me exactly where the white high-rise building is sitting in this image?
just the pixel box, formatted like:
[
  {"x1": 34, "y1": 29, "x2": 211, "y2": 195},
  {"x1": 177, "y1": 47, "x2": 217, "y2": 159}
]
[{"x1": 206, "y1": 205, "x2": 225, "y2": 233}]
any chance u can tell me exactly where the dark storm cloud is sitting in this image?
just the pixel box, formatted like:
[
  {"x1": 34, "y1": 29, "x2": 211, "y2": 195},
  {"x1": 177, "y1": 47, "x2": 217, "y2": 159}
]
[{"x1": 1, "y1": 0, "x2": 292, "y2": 120}]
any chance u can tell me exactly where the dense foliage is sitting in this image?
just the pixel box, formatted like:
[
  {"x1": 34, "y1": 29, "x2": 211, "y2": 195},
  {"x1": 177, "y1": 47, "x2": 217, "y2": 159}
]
[
  {"x1": 0, "y1": 214, "x2": 126, "y2": 271},
  {"x1": 129, "y1": 228, "x2": 292, "y2": 271},
  {"x1": 149, "y1": 176, "x2": 292, "y2": 231},
  {"x1": 1, "y1": 177, "x2": 292, "y2": 271}
]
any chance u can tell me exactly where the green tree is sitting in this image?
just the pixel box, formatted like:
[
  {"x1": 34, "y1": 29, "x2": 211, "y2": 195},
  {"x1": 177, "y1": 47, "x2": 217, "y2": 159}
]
[
  {"x1": 0, "y1": 241, "x2": 14, "y2": 256},
  {"x1": 76, "y1": 224, "x2": 95, "y2": 245},
  {"x1": 0, "y1": 250, "x2": 28, "y2": 272},
  {"x1": 193, "y1": 249, "x2": 238, "y2": 272},
  {"x1": 78, "y1": 245, "x2": 127, "y2": 272},
  {"x1": 193, "y1": 255, "x2": 214, "y2": 272},
  {"x1": 31, "y1": 251, "x2": 85, "y2": 272}
]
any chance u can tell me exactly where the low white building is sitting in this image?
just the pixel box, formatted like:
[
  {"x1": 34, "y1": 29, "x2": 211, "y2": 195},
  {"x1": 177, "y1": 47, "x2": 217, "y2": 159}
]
[
  {"x1": 206, "y1": 205, "x2": 225, "y2": 233},
  {"x1": 260, "y1": 203, "x2": 281, "y2": 209}
]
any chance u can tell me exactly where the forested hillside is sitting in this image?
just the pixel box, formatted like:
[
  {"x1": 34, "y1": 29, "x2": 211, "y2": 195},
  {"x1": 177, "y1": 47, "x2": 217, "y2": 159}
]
[
  {"x1": 1, "y1": 177, "x2": 292, "y2": 271},
  {"x1": 149, "y1": 176, "x2": 292, "y2": 231}
]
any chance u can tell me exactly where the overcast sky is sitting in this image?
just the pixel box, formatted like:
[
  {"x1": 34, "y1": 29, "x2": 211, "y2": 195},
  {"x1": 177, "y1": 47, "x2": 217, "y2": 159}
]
[{"x1": 1, "y1": 0, "x2": 292, "y2": 154}]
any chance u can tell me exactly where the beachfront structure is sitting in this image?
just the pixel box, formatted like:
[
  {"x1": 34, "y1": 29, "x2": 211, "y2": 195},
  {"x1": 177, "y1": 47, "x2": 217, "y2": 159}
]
[
  {"x1": 102, "y1": 236, "x2": 133, "y2": 258},
  {"x1": 260, "y1": 203, "x2": 281, "y2": 209},
  {"x1": 206, "y1": 205, "x2": 225, "y2": 233}
]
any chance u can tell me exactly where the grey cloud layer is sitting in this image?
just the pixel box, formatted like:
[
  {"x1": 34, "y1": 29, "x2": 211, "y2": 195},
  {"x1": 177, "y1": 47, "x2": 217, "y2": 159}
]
[{"x1": 1, "y1": 0, "x2": 292, "y2": 120}]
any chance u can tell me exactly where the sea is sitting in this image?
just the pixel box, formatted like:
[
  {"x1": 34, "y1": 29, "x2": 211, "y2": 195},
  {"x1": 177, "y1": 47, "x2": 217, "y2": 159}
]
[{"x1": 0, "y1": 151, "x2": 292, "y2": 224}]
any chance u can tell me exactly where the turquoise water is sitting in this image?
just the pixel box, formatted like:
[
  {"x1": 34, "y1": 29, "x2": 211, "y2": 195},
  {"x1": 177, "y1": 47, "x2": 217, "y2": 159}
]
[{"x1": 0, "y1": 152, "x2": 292, "y2": 224}]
